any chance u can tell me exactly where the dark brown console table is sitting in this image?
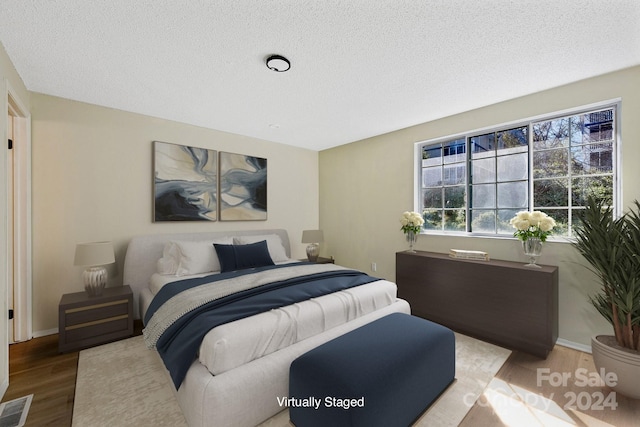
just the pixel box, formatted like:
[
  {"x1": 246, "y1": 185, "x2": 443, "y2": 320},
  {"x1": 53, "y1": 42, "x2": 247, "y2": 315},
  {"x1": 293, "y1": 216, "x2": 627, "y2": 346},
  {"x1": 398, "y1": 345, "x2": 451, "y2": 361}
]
[{"x1": 396, "y1": 250, "x2": 558, "y2": 358}]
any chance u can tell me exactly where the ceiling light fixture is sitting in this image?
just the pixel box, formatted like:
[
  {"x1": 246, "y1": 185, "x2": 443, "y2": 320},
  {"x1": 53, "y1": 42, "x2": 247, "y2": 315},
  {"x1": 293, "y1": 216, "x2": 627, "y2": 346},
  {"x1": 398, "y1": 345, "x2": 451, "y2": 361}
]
[{"x1": 266, "y1": 55, "x2": 290, "y2": 72}]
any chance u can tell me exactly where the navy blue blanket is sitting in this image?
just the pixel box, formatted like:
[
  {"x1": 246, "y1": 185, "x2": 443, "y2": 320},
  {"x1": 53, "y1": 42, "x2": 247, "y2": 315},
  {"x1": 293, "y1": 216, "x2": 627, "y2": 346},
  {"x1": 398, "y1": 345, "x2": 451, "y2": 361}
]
[{"x1": 144, "y1": 264, "x2": 379, "y2": 388}]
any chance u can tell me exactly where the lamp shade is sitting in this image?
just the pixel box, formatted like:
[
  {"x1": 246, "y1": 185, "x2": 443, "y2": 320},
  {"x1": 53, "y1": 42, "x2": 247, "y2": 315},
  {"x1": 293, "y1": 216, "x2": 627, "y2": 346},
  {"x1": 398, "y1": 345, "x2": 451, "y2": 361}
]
[
  {"x1": 301, "y1": 230, "x2": 324, "y2": 244},
  {"x1": 74, "y1": 242, "x2": 115, "y2": 266}
]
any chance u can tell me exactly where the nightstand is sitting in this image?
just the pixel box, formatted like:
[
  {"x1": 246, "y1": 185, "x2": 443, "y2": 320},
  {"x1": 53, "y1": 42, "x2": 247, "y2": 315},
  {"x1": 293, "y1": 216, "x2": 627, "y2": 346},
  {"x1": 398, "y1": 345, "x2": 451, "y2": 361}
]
[
  {"x1": 58, "y1": 285, "x2": 134, "y2": 353},
  {"x1": 300, "y1": 256, "x2": 335, "y2": 264}
]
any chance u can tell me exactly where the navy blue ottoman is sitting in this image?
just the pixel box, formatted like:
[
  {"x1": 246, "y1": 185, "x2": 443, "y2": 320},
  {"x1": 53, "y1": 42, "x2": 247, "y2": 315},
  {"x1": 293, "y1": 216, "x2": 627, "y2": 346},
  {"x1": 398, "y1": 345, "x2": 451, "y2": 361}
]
[{"x1": 289, "y1": 313, "x2": 455, "y2": 427}]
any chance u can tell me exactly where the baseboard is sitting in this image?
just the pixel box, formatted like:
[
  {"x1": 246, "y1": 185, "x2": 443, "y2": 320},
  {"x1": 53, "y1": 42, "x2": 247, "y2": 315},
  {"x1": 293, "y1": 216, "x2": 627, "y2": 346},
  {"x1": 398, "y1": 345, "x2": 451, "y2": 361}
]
[
  {"x1": 0, "y1": 378, "x2": 7, "y2": 400},
  {"x1": 556, "y1": 338, "x2": 592, "y2": 354}
]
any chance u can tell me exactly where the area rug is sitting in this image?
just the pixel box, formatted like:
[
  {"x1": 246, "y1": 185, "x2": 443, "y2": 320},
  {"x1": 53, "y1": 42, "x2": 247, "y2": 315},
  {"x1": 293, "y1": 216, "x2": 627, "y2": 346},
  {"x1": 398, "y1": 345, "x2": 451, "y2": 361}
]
[{"x1": 74, "y1": 333, "x2": 510, "y2": 426}]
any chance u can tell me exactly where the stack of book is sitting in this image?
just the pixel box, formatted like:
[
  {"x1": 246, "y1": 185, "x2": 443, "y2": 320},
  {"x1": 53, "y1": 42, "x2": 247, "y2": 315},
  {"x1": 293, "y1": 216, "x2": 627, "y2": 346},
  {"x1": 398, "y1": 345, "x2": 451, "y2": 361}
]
[{"x1": 449, "y1": 249, "x2": 490, "y2": 261}]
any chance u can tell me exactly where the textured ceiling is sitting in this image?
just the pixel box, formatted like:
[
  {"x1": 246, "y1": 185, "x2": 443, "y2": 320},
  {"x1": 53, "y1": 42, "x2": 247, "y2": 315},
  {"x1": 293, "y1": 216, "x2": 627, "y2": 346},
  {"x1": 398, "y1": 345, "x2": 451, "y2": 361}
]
[{"x1": 1, "y1": 1, "x2": 639, "y2": 151}]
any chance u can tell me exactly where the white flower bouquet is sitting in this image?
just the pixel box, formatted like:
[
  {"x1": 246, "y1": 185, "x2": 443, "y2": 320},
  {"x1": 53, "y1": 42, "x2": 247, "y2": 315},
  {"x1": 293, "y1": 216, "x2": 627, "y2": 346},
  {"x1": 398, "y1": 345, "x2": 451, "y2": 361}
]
[
  {"x1": 509, "y1": 210, "x2": 556, "y2": 242},
  {"x1": 400, "y1": 211, "x2": 425, "y2": 235}
]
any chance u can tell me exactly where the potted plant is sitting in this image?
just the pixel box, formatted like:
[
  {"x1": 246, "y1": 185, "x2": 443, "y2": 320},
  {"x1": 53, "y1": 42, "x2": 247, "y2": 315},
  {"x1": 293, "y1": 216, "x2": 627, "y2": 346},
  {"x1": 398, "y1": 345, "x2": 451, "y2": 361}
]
[
  {"x1": 399, "y1": 211, "x2": 424, "y2": 252},
  {"x1": 572, "y1": 196, "x2": 640, "y2": 399},
  {"x1": 509, "y1": 210, "x2": 556, "y2": 268}
]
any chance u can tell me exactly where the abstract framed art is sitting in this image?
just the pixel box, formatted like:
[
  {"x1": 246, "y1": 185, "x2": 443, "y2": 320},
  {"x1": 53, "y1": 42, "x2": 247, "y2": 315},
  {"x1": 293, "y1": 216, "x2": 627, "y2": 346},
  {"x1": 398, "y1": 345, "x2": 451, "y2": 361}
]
[
  {"x1": 153, "y1": 141, "x2": 218, "y2": 221},
  {"x1": 219, "y1": 151, "x2": 268, "y2": 221}
]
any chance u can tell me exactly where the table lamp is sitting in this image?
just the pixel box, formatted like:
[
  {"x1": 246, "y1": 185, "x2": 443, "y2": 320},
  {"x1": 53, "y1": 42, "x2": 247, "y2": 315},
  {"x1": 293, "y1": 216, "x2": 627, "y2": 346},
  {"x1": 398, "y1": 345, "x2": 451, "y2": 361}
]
[
  {"x1": 301, "y1": 230, "x2": 324, "y2": 262},
  {"x1": 74, "y1": 242, "x2": 115, "y2": 297}
]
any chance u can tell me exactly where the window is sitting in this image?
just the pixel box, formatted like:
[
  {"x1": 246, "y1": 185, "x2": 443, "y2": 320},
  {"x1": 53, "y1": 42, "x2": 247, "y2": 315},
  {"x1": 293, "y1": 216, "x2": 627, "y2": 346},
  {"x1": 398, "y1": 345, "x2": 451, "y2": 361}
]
[{"x1": 418, "y1": 105, "x2": 617, "y2": 238}]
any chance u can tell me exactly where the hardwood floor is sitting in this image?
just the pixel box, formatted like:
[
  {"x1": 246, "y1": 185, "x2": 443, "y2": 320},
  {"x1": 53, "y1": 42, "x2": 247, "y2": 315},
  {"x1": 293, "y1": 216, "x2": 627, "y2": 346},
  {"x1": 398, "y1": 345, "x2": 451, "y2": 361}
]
[
  {"x1": 460, "y1": 345, "x2": 640, "y2": 427},
  {"x1": 1, "y1": 322, "x2": 143, "y2": 427},
  {"x1": 1, "y1": 330, "x2": 638, "y2": 426},
  {"x1": 2, "y1": 334, "x2": 77, "y2": 426}
]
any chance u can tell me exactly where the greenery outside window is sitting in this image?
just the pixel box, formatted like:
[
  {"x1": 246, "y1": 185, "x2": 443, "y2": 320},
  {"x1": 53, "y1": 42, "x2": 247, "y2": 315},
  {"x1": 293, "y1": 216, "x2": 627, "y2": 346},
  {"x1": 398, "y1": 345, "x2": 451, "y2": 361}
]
[{"x1": 418, "y1": 104, "x2": 617, "y2": 238}]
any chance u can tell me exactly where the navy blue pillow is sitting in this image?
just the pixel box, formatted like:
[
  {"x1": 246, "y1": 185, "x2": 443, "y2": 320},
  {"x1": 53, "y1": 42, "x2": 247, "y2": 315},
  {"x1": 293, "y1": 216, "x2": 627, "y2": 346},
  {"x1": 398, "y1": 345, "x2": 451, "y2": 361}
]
[{"x1": 213, "y1": 240, "x2": 275, "y2": 272}]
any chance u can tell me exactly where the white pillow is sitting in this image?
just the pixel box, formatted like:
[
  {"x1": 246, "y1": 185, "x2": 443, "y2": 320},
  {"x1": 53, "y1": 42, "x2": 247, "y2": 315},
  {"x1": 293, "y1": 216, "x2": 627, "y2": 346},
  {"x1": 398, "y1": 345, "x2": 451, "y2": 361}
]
[
  {"x1": 156, "y1": 242, "x2": 185, "y2": 275},
  {"x1": 175, "y1": 238, "x2": 234, "y2": 275},
  {"x1": 234, "y1": 234, "x2": 289, "y2": 262},
  {"x1": 156, "y1": 237, "x2": 234, "y2": 276}
]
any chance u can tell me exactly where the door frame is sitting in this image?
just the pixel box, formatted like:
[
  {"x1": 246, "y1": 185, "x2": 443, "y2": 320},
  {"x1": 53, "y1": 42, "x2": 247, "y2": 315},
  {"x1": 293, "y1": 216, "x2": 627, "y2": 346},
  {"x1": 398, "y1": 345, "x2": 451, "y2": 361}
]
[{"x1": 7, "y1": 82, "x2": 32, "y2": 343}]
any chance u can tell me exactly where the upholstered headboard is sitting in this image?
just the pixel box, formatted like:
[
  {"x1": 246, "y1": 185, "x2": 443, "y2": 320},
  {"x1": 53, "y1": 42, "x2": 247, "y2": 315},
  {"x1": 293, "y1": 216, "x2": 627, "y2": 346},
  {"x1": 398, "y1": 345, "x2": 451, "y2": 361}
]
[{"x1": 123, "y1": 229, "x2": 291, "y2": 319}]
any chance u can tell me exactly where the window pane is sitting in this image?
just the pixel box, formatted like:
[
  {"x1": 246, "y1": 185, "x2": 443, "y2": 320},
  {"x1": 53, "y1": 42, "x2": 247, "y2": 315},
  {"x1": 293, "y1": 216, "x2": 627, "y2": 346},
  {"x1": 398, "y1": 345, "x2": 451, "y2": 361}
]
[
  {"x1": 417, "y1": 105, "x2": 616, "y2": 238},
  {"x1": 570, "y1": 115, "x2": 586, "y2": 145},
  {"x1": 533, "y1": 117, "x2": 569, "y2": 150},
  {"x1": 587, "y1": 121, "x2": 613, "y2": 142},
  {"x1": 571, "y1": 208, "x2": 585, "y2": 232},
  {"x1": 497, "y1": 152, "x2": 528, "y2": 181},
  {"x1": 497, "y1": 126, "x2": 528, "y2": 153},
  {"x1": 571, "y1": 176, "x2": 613, "y2": 206},
  {"x1": 533, "y1": 149, "x2": 568, "y2": 178},
  {"x1": 422, "y1": 188, "x2": 443, "y2": 209},
  {"x1": 543, "y1": 209, "x2": 568, "y2": 236},
  {"x1": 422, "y1": 166, "x2": 442, "y2": 187},
  {"x1": 471, "y1": 184, "x2": 495, "y2": 208},
  {"x1": 571, "y1": 110, "x2": 614, "y2": 144},
  {"x1": 471, "y1": 133, "x2": 495, "y2": 159},
  {"x1": 422, "y1": 209, "x2": 442, "y2": 230},
  {"x1": 498, "y1": 209, "x2": 520, "y2": 234},
  {"x1": 471, "y1": 210, "x2": 496, "y2": 233},
  {"x1": 444, "y1": 186, "x2": 466, "y2": 209},
  {"x1": 422, "y1": 145, "x2": 442, "y2": 167},
  {"x1": 471, "y1": 158, "x2": 495, "y2": 183},
  {"x1": 570, "y1": 142, "x2": 613, "y2": 175},
  {"x1": 444, "y1": 210, "x2": 466, "y2": 231},
  {"x1": 497, "y1": 181, "x2": 528, "y2": 208},
  {"x1": 534, "y1": 179, "x2": 568, "y2": 207},
  {"x1": 443, "y1": 138, "x2": 466, "y2": 164},
  {"x1": 443, "y1": 164, "x2": 465, "y2": 185}
]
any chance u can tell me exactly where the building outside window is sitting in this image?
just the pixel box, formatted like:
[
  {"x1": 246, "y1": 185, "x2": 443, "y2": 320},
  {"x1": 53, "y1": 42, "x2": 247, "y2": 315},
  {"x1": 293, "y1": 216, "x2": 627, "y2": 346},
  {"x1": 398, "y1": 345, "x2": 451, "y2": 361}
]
[{"x1": 418, "y1": 105, "x2": 617, "y2": 238}]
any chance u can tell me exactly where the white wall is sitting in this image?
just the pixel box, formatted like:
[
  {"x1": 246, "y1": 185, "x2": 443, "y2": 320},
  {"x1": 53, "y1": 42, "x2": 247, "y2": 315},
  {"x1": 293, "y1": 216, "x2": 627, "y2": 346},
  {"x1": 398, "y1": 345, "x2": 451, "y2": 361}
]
[
  {"x1": 319, "y1": 66, "x2": 640, "y2": 348},
  {"x1": 31, "y1": 93, "x2": 319, "y2": 333},
  {"x1": 0, "y1": 41, "x2": 30, "y2": 396}
]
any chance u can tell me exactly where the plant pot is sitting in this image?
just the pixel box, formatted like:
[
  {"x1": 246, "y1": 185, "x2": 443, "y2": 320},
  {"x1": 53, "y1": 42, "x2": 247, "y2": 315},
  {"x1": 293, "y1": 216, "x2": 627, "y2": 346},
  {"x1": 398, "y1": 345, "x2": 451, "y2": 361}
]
[{"x1": 591, "y1": 335, "x2": 640, "y2": 399}]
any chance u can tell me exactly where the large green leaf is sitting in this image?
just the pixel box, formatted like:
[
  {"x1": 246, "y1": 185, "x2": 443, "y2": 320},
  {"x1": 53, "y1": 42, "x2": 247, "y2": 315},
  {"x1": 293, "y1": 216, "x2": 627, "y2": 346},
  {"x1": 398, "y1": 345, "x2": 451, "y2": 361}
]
[{"x1": 572, "y1": 196, "x2": 640, "y2": 349}]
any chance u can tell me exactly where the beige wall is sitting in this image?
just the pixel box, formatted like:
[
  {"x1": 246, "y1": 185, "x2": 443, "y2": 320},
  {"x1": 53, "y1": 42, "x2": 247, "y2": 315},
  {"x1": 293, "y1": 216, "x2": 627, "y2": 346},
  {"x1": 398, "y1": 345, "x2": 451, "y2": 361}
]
[
  {"x1": 31, "y1": 93, "x2": 319, "y2": 333},
  {"x1": 319, "y1": 66, "x2": 640, "y2": 348},
  {"x1": 9, "y1": 46, "x2": 640, "y2": 346},
  {"x1": 1, "y1": 42, "x2": 30, "y2": 394}
]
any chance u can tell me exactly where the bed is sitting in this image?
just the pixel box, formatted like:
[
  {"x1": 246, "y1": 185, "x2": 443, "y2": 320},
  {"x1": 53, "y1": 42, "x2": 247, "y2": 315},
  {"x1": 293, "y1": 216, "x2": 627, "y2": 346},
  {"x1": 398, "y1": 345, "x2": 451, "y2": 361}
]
[{"x1": 123, "y1": 229, "x2": 410, "y2": 427}]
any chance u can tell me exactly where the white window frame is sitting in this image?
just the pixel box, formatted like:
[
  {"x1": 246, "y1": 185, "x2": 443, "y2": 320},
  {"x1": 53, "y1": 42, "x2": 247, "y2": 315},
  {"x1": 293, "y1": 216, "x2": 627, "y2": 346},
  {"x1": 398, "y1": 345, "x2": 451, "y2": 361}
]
[{"x1": 414, "y1": 99, "x2": 622, "y2": 240}]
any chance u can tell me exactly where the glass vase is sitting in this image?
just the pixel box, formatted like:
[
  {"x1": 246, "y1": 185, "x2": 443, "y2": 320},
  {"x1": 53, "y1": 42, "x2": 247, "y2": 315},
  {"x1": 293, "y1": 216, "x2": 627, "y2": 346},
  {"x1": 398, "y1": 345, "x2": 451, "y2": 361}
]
[
  {"x1": 406, "y1": 231, "x2": 418, "y2": 252},
  {"x1": 522, "y1": 238, "x2": 543, "y2": 268}
]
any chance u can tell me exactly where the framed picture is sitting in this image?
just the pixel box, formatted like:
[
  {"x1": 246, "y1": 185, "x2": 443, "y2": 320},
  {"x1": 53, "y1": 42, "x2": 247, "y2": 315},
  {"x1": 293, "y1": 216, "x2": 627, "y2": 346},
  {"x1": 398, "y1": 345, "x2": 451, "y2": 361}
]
[
  {"x1": 153, "y1": 141, "x2": 218, "y2": 221},
  {"x1": 219, "y1": 151, "x2": 267, "y2": 221}
]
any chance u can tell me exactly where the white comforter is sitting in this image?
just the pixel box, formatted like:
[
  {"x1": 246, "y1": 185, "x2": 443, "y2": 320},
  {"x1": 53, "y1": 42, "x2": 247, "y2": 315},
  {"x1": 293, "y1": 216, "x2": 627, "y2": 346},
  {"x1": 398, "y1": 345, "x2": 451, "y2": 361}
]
[
  {"x1": 146, "y1": 264, "x2": 399, "y2": 376},
  {"x1": 198, "y1": 279, "x2": 398, "y2": 374}
]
